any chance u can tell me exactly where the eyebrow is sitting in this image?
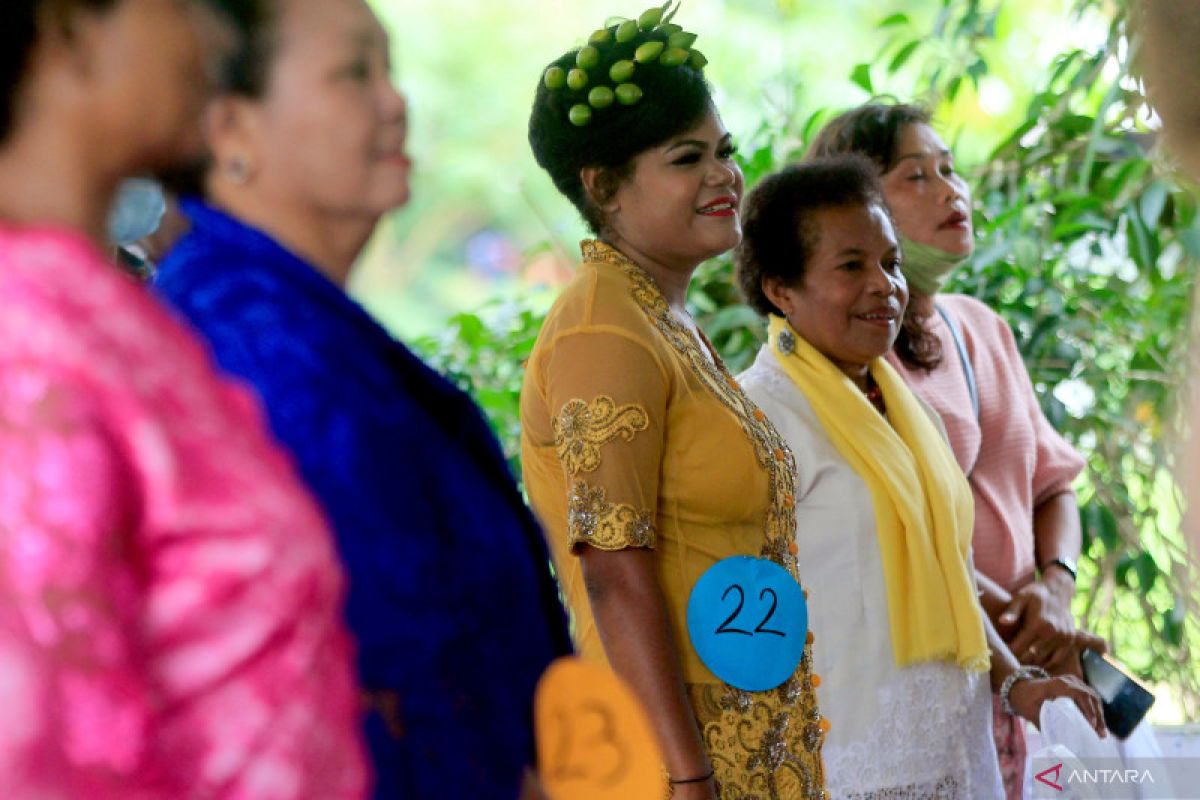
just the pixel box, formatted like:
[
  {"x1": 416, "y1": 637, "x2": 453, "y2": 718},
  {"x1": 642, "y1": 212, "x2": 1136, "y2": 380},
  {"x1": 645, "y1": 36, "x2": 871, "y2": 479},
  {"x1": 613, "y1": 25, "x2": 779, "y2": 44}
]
[
  {"x1": 893, "y1": 148, "x2": 952, "y2": 164},
  {"x1": 665, "y1": 133, "x2": 733, "y2": 153},
  {"x1": 347, "y1": 27, "x2": 390, "y2": 49}
]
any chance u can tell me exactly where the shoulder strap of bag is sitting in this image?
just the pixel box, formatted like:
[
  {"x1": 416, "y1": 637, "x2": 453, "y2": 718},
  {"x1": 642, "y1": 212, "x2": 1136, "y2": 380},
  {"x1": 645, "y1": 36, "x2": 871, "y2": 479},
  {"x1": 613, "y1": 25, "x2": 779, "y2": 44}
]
[{"x1": 936, "y1": 303, "x2": 979, "y2": 422}]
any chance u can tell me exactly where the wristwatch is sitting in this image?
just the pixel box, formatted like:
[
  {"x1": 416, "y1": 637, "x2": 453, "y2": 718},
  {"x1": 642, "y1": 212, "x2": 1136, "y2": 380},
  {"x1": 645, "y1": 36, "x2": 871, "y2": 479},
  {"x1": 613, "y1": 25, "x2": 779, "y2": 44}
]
[{"x1": 1039, "y1": 556, "x2": 1078, "y2": 582}]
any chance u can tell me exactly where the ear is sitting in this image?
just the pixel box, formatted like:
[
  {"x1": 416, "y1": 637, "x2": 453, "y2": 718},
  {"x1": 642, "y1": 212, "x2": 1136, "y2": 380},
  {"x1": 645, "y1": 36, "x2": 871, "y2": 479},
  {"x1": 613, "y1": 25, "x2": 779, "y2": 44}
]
[
  {"x1": 580, "y1": 166, "x2": 620, "y2": 214},
  {"x1": 28, "y1": 4, "x2": 107, "y2": 101},
  {"x1": 204, "y1": 96, "x2": 262, "y2": 176},
  {"x1": 762, "y1": 275, "x2": 798, "y2": 318}
]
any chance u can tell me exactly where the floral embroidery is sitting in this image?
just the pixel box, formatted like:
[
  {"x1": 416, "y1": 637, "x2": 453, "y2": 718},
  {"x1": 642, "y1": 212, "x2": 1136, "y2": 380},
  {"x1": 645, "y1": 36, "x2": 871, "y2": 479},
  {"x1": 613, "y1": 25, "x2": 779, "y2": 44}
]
[
  {"x1": 581, "y1": 239, "x2": 827, "y2": 799},
  {"x1": 567, "y1": 481, "x2": 655, "y2": 550},
  {"x1": 554, "y1": 396, "x2": 649, "y2": 475}
]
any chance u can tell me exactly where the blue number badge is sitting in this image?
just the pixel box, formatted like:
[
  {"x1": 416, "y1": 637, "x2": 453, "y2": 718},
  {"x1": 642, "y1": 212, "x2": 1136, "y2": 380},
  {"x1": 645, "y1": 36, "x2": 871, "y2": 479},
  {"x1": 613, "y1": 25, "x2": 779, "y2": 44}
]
[{"x1": 686, "y1": 556, "x2": 808, "y2": 692}]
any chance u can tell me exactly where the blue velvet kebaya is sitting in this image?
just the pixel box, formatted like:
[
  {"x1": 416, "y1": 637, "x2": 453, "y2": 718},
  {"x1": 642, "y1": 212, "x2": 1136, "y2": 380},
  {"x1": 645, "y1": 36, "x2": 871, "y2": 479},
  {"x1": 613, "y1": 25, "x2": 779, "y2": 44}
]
[{"x1": 155, "y1": 199, "x2": 571, "y2": 800}]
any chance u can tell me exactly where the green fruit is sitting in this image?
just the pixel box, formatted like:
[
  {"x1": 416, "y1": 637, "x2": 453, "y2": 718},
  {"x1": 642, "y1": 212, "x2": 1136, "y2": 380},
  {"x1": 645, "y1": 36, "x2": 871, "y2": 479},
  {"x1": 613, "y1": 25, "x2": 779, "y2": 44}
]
[
  {"x1": 576, "y1": 45, "x2": 600, "y2": 70},
  {"x1": 615, "y1": 82, "x2": 643, "y2": 105},
  {"x1": 543, "y1": 66, "x2": 566, "y2": 90},
  {"x1": 588, "y1": 86, "x2": 615, "y2": 109},
  {"x1": 589, "y1": 28, "x2": 612, "y2": 45},
  {"x1": 568, "y1": 104, "x2": 593, "y2": 126},
  {"x1": 634, "y1": 41, "x2": 664, "y2": 63},
  {"x1": 639, "y1": 6, "x2": 664, "y2": 30},
  {"x1": 667, "y1": 31, "x2": 697, "y2": 49},
  {"x1": 688, "y1": 49, "x2": 708, "y2": 69},
  {"x1": 615, "y1": 19, "x2": 639, "y2": 43},
  {"x1": 660, "y1": 47, "x2": 689, "y2": 67},
  {"x1": 567, "y1": 68, "x2": 588, "y2": 90},
  {"x1": 658, "y1": 23, "x2": 683, "y2": 36},
  {"x1": 609, "y1": 59, "x2": 636, "y2": 83}
]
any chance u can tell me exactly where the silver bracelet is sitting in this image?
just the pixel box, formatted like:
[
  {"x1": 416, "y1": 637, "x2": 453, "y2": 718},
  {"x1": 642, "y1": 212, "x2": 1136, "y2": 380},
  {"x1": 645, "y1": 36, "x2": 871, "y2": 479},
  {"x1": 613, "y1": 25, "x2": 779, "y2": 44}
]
[{"x1": 1000, "y1": 665, "x2": 1050, "y2": 716}]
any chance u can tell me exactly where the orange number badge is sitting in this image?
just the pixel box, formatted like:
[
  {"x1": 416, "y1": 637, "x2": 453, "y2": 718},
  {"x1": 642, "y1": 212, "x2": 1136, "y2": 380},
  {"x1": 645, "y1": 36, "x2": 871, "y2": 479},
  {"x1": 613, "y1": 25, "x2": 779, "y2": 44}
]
[{"x1": 535, "y1": 657, "x2": 664, "y2": 800}]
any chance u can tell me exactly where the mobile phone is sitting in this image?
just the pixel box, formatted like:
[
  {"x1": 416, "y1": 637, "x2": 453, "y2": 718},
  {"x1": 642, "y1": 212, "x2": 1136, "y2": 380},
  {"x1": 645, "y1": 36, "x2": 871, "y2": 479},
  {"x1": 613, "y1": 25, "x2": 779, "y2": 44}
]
[{"x1": 1080, "y1": 648, "x2": 1155, "y2": 739}]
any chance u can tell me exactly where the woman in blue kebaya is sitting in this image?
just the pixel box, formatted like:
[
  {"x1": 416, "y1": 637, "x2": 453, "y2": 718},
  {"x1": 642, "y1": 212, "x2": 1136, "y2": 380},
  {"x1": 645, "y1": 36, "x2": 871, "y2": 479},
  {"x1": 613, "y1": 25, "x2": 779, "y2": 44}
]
[{"x1": 152, "y1": 0, "x2": 570, "y2": 797}]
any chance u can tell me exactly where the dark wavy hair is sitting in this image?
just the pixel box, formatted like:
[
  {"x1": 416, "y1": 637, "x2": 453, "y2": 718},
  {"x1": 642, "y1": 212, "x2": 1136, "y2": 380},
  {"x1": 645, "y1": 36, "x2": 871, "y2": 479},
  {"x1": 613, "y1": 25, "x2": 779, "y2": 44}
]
[
  {"x1": 156, "y1": 0, "x2": 277, "y2": 196},
  {"x1": 2, "y1": 0, "x2": 264, "y2": 146},
  {"x1": 807, "y1": 102, "x2": 942, "y2": 371},
  {"x1": 735, "y1": 155, "x2": 892, "y2": 317},
  {"x1": 528, "y1": 25, "x2": 714, "y2": 235}
]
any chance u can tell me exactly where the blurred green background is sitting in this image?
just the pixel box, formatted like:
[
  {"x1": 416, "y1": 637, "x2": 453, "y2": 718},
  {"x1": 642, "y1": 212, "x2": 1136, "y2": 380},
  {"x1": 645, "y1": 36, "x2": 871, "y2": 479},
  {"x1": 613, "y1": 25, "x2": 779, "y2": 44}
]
[{"x1": 354, "y1": 0, "x2": 1104, "y2": 337}]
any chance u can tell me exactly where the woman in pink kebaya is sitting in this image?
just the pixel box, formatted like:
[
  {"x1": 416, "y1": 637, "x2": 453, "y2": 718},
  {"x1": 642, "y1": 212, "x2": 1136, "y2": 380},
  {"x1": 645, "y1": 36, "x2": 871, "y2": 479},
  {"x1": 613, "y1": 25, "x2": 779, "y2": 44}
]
[{"x1": 0, "y1": 1, "x2": 367, "y2": 797}]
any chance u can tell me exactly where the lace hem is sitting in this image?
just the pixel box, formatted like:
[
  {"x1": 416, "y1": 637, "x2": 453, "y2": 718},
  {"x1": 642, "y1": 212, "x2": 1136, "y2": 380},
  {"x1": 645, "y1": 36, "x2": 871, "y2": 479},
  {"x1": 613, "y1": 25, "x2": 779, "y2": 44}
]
[{"x1": 821, "y1": 662, "x2": 1001, "y2": 800}]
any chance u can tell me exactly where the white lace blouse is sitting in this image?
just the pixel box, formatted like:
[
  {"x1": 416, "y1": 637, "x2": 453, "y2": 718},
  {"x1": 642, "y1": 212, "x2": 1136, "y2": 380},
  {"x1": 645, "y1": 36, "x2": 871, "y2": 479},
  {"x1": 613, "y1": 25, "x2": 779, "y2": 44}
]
[{"x1": 739, "y1": 345, "x2": 1003, "y2": 800}]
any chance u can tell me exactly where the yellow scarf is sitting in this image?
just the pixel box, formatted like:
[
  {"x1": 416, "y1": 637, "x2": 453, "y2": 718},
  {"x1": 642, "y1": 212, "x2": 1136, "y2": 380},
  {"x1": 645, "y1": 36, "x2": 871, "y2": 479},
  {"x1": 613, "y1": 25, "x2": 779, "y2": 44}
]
[{"x1": 767, "y1": 315, "x2": 989, "y2": 671}]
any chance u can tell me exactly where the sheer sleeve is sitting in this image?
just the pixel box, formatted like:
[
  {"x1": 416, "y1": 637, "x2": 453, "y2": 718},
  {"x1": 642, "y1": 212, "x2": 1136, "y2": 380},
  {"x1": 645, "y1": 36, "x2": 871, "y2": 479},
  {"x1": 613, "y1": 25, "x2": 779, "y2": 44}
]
[
  {"x1": 539, "y1": 329, "x2": 670, "y2": 552},
  {"x1": 0, "y1": 362, "x2": 159, "y2": 797}
]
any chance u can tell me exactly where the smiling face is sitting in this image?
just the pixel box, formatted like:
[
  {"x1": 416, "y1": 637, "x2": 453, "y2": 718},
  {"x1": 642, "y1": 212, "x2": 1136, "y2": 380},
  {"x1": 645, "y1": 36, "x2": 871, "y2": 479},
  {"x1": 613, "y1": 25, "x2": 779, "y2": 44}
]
[
  {"x1": 766, "y1": 202, "x2": 907, "y2": 381},
  {"x1": 880, "y1": 123, "x2": 973, "y2": 256},
  {"x1": 235, "y1": 0, "x2": 410, "y2": 223},
  {"x1": 600, "y1": 106, "x2": 745, "y2": 271}
]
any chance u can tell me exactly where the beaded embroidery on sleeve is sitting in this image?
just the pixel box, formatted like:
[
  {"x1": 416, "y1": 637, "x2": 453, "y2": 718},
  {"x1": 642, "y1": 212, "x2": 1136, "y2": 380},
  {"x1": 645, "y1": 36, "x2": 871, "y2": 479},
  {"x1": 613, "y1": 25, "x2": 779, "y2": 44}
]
[{"x1": 554, "y1": 394, "x2": 655, "y2": 549}]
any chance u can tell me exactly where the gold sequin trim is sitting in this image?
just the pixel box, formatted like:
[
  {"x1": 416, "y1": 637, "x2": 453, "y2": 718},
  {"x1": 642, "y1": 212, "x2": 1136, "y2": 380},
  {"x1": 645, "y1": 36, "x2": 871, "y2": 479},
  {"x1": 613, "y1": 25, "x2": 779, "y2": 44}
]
[
  {"x1": 554, "y1": 395, "x2": 649, "y2": 475},
  {"x1": 567, "y1": 480, "x2": 655, "y2": 550}
]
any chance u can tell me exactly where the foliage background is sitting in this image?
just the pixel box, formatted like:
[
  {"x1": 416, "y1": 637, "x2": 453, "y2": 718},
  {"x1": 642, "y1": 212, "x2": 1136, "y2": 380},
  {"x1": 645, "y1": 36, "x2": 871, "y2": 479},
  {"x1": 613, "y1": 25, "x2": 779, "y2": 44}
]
[{"x1": 364, "y1": 0, "x2": 1200, "y2": 722}]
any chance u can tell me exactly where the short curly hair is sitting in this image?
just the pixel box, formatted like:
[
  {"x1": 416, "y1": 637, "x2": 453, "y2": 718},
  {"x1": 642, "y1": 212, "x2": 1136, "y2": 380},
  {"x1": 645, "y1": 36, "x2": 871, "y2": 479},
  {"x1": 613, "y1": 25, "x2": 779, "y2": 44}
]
[
  {"x1": 736, "y1": 155, "x2": 889, "y2": 318},
  {"x1": 527, "y1": 25, "x2": 714, "y2": 235}
]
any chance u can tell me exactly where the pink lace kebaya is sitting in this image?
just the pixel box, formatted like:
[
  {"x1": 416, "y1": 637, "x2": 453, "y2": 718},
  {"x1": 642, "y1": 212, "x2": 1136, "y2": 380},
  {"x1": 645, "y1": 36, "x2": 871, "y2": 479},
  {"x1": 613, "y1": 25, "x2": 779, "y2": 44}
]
[{"x1": 0, "y1": 226, "x2": 368, "y2": 799}]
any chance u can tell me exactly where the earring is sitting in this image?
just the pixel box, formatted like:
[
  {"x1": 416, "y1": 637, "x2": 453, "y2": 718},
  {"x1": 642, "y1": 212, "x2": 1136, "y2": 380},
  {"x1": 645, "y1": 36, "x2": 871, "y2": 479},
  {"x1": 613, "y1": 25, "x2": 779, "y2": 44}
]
[
  {"x1": 777, "y1": 328, "x2": 796, "y2": 356},
  {"x1": 228, "y1": 155, "x2": 252, "y2": 185}
]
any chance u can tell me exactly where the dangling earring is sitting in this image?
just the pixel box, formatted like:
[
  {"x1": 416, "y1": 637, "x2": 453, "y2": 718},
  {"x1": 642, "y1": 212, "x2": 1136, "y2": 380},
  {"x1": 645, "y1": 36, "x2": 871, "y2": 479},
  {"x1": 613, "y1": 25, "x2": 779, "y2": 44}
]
[
  {"x1": 777, "y1": 327, "x2": 796, "y2": 355},
  {"x1": 228, "y1": 155, "x2": 253, "y2": 185}
]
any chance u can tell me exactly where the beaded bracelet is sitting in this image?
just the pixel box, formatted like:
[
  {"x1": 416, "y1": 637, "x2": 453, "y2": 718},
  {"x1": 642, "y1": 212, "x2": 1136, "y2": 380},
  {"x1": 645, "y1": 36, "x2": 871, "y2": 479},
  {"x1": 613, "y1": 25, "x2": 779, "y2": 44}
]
[{"x1": 1000, "y1": 664, "x2": 1050, "y2": 716}]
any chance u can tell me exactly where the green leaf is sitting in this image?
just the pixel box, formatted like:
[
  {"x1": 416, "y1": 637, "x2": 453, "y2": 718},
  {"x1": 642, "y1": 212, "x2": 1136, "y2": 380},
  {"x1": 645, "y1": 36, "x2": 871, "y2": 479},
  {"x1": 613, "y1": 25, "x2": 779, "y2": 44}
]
[
  {"x1": 1139, "y1": 181, "x2": 1169, "y2": 228},
  {"x1": 1134, "y1": 552, "x2": 1160, "y2": 593},
  {"x1": 878, "y1": 12, "x2": 910, "y2": 28},
  {"x1": 850, "y1": 63, "x2": 873, "y2": 94},
  {"x1": 946, "y1": 74, "x2": 963, "y2": 101},
  {"x1": 888, "y1": 40, "x2": 921, "y2": 74}
]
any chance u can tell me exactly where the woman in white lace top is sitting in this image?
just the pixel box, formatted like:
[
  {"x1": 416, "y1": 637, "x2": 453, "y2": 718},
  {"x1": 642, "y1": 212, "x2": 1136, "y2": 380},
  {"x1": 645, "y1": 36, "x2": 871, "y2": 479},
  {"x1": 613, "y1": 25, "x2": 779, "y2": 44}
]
[{"x1": 734, "y1": 157, "x2": 1105, "y2": 799}]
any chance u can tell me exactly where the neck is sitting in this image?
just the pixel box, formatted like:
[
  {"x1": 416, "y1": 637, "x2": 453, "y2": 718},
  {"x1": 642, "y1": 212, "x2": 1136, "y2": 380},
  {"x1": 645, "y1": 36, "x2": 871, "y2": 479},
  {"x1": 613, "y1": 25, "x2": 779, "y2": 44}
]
[
  {"x1": 0, "y1": 123, "x2": 116, "y2": 244},
  {"x1": 209, "y1": 182, "x2": 377, "y2": 287},
  {"x1": 603, "y1": 234, "x2": 697, "y2": 311},
  {"x1": 908, "y1": 290, "x2": 935, "y2": 317},
  {"x1": 841, "y1": 363, "x2": 871, "y2": 392}
]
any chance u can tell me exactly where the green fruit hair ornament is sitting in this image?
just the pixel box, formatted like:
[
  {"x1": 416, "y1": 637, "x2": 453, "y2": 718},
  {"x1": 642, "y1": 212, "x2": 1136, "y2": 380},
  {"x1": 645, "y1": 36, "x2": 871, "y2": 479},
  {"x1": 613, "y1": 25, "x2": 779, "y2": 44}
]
[
  {"x1": 539, "y1": 0, "x2": 707, "y2": 127},
  {"x1": 588, "y1": 86, "x2": 615, "y2": 108}
]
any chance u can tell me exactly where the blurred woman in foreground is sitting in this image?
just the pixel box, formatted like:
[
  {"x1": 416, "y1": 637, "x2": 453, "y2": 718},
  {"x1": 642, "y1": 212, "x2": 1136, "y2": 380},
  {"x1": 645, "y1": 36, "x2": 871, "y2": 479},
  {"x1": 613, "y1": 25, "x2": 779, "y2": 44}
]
[{"x1": 0, "y1": 1, "x2": 366, "y2": 797}]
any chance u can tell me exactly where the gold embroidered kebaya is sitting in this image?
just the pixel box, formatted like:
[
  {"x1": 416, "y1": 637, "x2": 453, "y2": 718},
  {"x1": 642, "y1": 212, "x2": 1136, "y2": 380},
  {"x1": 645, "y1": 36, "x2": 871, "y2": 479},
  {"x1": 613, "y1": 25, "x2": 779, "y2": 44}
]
[{"x1": 521, "y1": 240, "x2": 827, "y2": 799}]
